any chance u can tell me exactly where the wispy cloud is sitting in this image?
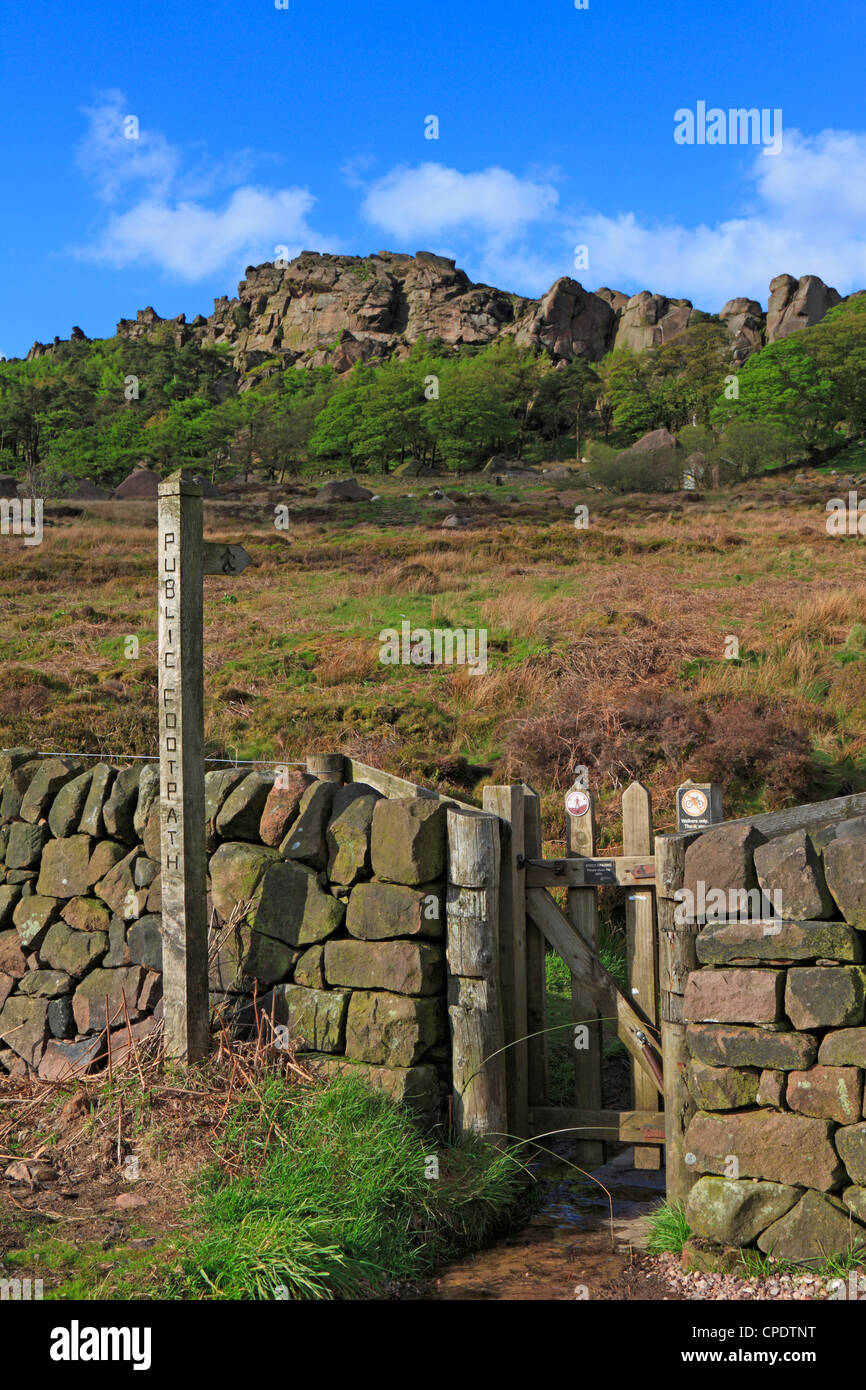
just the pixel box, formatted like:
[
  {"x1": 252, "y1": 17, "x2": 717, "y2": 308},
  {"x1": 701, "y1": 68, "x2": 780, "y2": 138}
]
[{"x1": 73, "y1": 91, "x2": 333, "y2": 280}]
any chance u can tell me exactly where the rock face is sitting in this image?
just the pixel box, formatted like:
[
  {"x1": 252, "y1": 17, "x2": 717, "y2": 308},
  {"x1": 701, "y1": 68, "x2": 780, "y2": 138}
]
[
  {"x1": 719, "y1": 298, "x2": 765, "y2": 363},
  {"x1": 512, "y1": 277, "x2": 615, "y2": 360},
  {"x1": 112, "y1": 468, "x2": 159, "y2": 500},
  {"x1": 766, "y1": 274, "x2": 842, "y2": 342},
  {"x1": 684, "y1": 1109, "x2": 844, "y2": 1190}
]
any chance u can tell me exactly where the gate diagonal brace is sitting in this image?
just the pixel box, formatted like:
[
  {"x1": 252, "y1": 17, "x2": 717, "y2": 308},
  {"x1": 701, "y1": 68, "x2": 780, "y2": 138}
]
[{"x1": 525, "y1": 886, "x2": 663, "y2": 1095}]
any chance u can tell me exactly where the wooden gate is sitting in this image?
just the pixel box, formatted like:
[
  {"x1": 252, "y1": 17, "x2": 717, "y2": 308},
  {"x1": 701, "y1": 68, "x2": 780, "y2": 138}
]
[{"x1": 446, "y1": 781, "x2": 699, "y2": 1186}]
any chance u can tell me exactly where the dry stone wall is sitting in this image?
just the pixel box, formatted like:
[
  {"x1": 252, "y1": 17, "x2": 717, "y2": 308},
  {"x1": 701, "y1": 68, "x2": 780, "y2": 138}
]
[
  {"x1": 680, "y1": 813, "x2": 866, "y2": 1261},
  {"x1": 0, "y1": 751, "x2": 449, "y2": 1126}
]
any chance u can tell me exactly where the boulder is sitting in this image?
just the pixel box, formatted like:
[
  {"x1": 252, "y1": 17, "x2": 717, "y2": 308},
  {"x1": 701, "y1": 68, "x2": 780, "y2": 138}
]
[
  {"x1": 719, "y1": 297, "x2": 764, "y2": 363},
  {"x1": 786, "y1": 1066, "x2": 862, "y2": 1124},
  {"x1": 323, "y1": 939, "x2": 444, "y2": 995},
  {"x1": 683, "y1": 968, "x2": 784, "y2": 1025},
  {"x1": 19, "y1": 758, "x2": 81, "y2": 823},
  {"x1": 12, "y1": 894, "x2": 58, "y2": 949},
  {"x1": 204, "y1": 768, "x2": 247, "y2": 849},
  {"x1": 5, "y1": 820, "x2": 49, "y2": 870},
  {"x1": 687, "y1": 1024, "x2": 817, "y2": 1071},
  {"x1": 87, "y1": 839, "x2": 127, "y2": 886},
  {"x1": 47, "y1": 769, "x2": 93, "y2": 838},
  {"x1": 696, "y1": 918, "x2": 861, "y2": 966},
  {"x1": 753, "y1": 829, "x2": 835, "y2": 920},
  {"x1": 93, "y1": 849, "x2": 148, "y2": 921},
  {"x1": 61, "y1": 896, "x2": 111, "y2": 933},
  {"x1": 686, "y1": 1060, "x2": 760, "y2": 1110},
  {"x1": 314, "y1": 478, "x2": 374, "y2": 503},
  {"x1": 612, "y1": 291, "x2": 692, "y2": 353},
  {"x1": 102, "y1": 766, "x2": 143, "y2": 842},
  {"x1": 208, "y1": 842, "x2": 280, "y2": 922},
  {"x1": 370, "y1": 797, "x2": 447, "y2": 886},
  {"x1": 258, "y1": 770, "x2": 313, "y2": 846},
  {"x1": 326, "y1": 788, "x2": 381, "y2": 884},
  {"x1": 346, "y1": 880, "x2": 444, "y2": 940},
  {"x1": 78, "y1": 763, "x2": 114, "y2": 837},
  {"x1": 41, "y1": 921, "x2": 108, "y2": 976},
  {"x1": 344, "y1": 990, "x2": 444, "y2": 1066},
  {"x1": 824, "y1": 835, "x2": 866, "y2": 927},
  {"x1": 683, "y1": 822, "x2": 767, "y2": 902},
  {"x1": 36, "y1": 835, "x2": 93, "y2": 899},
  {"x1": 18, "y1": 969, "x2": 72, "y2": 999},
  {"x1": 757, "y1": 1190, "x2": 865, "y2": 1261},
  {"x1": 785, "y1": 966, "x2": 866, "y2": 1029},
  {"x1": 683, "y1": 1109, "x2": 844, "y2": 1189},
  {"x1": 513, "y1": 276, "x2": 615, "y2": 360},
  {"x1": 819, "y1": 1028, "x2": 866, "y2": 1067},
  {"x1": 766, "y1": 274, "x2": 841, "y2": 343},
  {"x1": 835, "y1": 1123, "x2": 866, "y2": 1184},
  {"x1": 685, "y1": 1176, "x2": 800, "y2": 1247},
  {"x1": 280, "y1": 781, "x2": 335, "y2": 870},
  {"x1": 112, "y1": 467, "x2": 159, "y2": 500},
  {"x1": 268, "y1": 983, "x2": 349, "y2": 1053},
  {"x1": 252, "y1": 861, "x2": 345, "y2": 947},
  {"x1": 72, "y1": 966, "x2": 146, "y2": 1032},
  {"x1": 215, "y1": 771, "x2": 273, "y2": 841},
  {"x1": 0, "y1": 996, "x2": 49, "y2": 1067}
]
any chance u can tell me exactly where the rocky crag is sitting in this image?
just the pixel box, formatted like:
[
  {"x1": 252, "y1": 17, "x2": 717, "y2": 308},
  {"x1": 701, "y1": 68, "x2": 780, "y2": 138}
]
[{"x1": 26, "y1": 252, "x2": 848, "y2": 377}]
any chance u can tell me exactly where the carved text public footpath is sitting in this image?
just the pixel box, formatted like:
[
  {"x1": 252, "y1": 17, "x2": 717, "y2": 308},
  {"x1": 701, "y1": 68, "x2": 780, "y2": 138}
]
[{"x1": 160, "y1": 525, "x2": 182, "y2": 878}]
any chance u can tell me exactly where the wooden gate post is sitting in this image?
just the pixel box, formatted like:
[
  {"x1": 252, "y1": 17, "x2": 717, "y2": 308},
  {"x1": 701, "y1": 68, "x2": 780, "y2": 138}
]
[
  {"x1": 158, "y1": 471, "x2": 209, "y2": 1063},
  {"x1": 522, "y1": 785, "x2": 549, "y2": 1108},
  {"x1": 306, "y1": 753, "x2": 346, "y2": 784},
  {"x1": 567, "y1": 788, "x2": 605, "y2": 1168},
  {"x1": 446, "y1": 809, "x2": 508, "y2": 1142},
  {"x1": 623, "y1": 782, "x2": 662, "y2": 1170},
  {"x1": 482, "y1": 786, "x2": 528, "y2": 1139},
  {"x1": 657, "y1": 831, "x2": 700, "y2": 1202}
]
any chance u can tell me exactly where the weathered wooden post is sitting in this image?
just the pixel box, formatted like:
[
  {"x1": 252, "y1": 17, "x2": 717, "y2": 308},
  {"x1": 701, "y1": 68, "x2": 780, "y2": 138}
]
[
  {"x1": 623, "y1": 781, "x2": 661, "y2": 1171},
  {"x1": 158, "y1": 469, "x2": 252, "y2": 1062},
  {"x1": 522, "y1": 784, "x2": 549, "y2": 1109},
  {"x1": 446, "y1": 809, "x2": 508, "y2": 1141},
  {"x1": 566, "y1": 783, "x2": 605, "y2": 1168},
  {"x1": 656, "y1": 831, "x2": 700, "y2": 1202},
  {"x1": 306, "y1": 754, "x2": 346, "y2": 784},
  {"x1": 482, "y1": 785, "x2": 528, "y2": 1139}
]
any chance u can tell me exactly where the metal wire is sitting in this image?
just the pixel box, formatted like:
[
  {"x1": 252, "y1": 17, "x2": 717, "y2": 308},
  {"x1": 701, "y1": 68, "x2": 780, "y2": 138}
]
[{"x1": 22, "y1": 750, "x2": 308, "y2": 766}]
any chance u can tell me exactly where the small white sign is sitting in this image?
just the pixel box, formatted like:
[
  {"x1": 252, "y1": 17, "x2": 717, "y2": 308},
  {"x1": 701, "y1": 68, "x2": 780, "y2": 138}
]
[{"x1": 565, "y1": 787, "x2": 591, "y2": 817}]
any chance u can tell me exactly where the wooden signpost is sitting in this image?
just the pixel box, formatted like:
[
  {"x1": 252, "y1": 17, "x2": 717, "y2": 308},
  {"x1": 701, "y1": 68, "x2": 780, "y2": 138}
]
[{"x1": 158, "y1": 470, "x2": 251, "y2": 1062}]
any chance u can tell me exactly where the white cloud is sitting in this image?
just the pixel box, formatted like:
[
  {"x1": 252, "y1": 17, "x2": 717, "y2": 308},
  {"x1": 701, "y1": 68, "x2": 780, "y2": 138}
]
[
  {"x1": 74, "y1": 91, "x2": 331, "y2": 280},
  {"x1": 360, "y1": 162, "x2": 559, "y2": 240}
]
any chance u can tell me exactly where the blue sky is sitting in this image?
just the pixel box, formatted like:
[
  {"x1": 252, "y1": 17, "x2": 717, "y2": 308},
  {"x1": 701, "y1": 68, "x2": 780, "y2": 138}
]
[{"x1": 2, "y1": 0, "x2": 865, "y2": 358}]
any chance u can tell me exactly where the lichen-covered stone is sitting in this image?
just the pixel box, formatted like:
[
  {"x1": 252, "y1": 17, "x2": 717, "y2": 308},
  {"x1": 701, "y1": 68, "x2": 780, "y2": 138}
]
[
  {"x1": 215, "y1": 771, "x2": 273, "y2": 842},
  {"x1": 326, "y1": 790, "x2": 380, "y2": 885},
  {"x1": 683, "y1": 822, "x2": 767, "y2": 903},
  {"x1": 252, "y1": 860, "x2": 345, "y2": 947},
  {"x1": 757, "y1": 1190, "x2": 866, "y2": 1261},
  {"x1": 756, "y1": 1069, "x2": 786, "y2": 1108},
  {"x1": 324, "y1": 939, "x2": 444, "y2": 995},
  {"x1": 824, "y1": 833, "x2": 866, "y2": 928},
  {"x1": 0, "y1": 886, "x2": 20, "y2": 931},
  {"x1": 61, "y1": 896, "x2": 111, "y2": 933},
  {"x1": 78, "y1": 762, "x2": 114, "y2": 837},
  {"x1": 687, "y1": 1059, "x2": 760, "y2": 1110},
  {"x1": 5, "y1": 820, "x2": 49, "y2": 870},
  {"x1": 684, "y1": 1109, "x2": 844, "y2": 1189},
  {"x1": 843, "y1": 1186, "x2": 866, "y2": 1223},
  {"x1": 345, "y1": 990, "x2": 444, "y2": 1066},
  {"x1": 370, "y1": 797, "x2": 447, "y2": 886},
  {"x1": 93, "y1": 849, "x2": 148, "y2": 921},
  {"x1": 208, "y1": 923, "x2": 299, "y2": 992},
  {"x1": 87, "y1": 840, "x2": 127, "y2": 886},
  {"x1": 685, "y1": 1176, "x2": 800, "y2": 1247},
  {"x1": 37, "y1": 836, "x2": 93, "y2": 899},
  {"x1": 0, "y1": 759, "x2": 41, "y2": 823},
  {"x1": 346, "y1": 880, "x2": 444, "y2": 940},
  {"x1": 269, "y1": 982, "x2": 349, "y2": 1052},
  {"x1": 133, "y1": 764, "x2": 159, "y2": 838},
  {"x1": 102, "y1": 765, "x2": 143, "y2": 842},
  {"x1": 127, "y1": 914, "x2": 163, "y2": 971},
  {"x1": 683, "y1": 968, "x2": 784, "y2": 1025},
  {"x1": 786, "y1": 1066, "x2": 862, "y2": 1124},
  {"x1": 19, "y1": 969, "x2": 72, "y2": 998},
  {"x1": 0, "y1": 995, "x2": 49, "y2": 1067},
  {"x1": 835, "y1": 1122, "x2": 866, "y2": 1184},
  {"x1": 696, "y1": 918, "x2": 862, "y2": 966},
  {"x1": 19, "y1": 758, "x2": 81, "y2": 824},
  {"x1": 72, "y1": 966, "x2": 146, "y2": 1032},
  {"x1": 12, "y1": 894, "x2": 58, "y2": 949},
  {"x1": 208, "y1": 841, "x2": 280, "y2": 923},
  {"x1": 687, "y1": 1024, "x2": 817, "y2": 1071},
  {"x1": 819, "y1": 1028, "x2": 866, "y2": 1067},
  {"x1": 280, "y1": 781, "x2": 335, "y2": 870},
  {"x1": 293, "y1": 944, "x2": 326, "y2": 989},
  {"x1": 47, "y1": 769, "x2": 93, "y2": 838},
  {"x1": 785, "y1": 966, "x2": 866, "y2": 1029},
  {"x1": 133, "y1": 857, "x2": 159, "y2": 889},
  {"x1": 258, "y1": 771, "x2": 314, "y2": 846},
  {"x1": 0, "y1": 929, "x2": 27, "y2": 979},
  {"x1": 41, "y1": 921, "x2": 108, "y2": 976},
  {"x1": 204, "y1": 768, "x2": 247, "y2": 849},
  {"x1": 753, "y1": 829, "x2": 835, "y2": 920}
]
